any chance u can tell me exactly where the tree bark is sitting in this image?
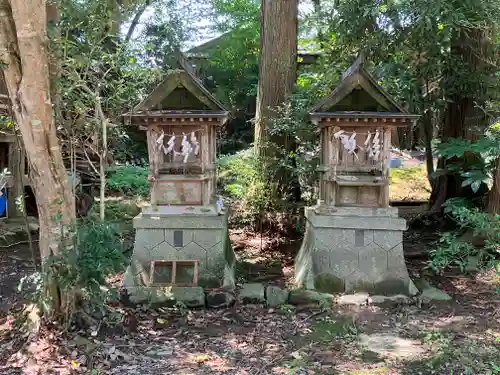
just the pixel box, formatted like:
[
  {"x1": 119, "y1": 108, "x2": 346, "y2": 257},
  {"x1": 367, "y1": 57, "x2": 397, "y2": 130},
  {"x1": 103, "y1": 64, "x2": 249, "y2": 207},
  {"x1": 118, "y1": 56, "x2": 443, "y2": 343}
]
[
  {"x1": 254, "y1": 0, "x2": 298, "y2": 155},
  {"x1": 429, "y1": 28, "x2": 485, "y2": 211},
  {"x1": 0, "y1": 0, "x2": 75, "y2": 263},
  {"x1": 487, "y1": 159, "x2": 500, "y2": 213}
]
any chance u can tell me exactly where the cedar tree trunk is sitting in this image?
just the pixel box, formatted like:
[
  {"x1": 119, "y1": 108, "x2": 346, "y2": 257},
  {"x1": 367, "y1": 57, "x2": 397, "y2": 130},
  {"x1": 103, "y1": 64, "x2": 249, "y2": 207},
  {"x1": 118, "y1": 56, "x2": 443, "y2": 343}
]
[{"x1": 254, "y1": 0, "x2": 298, "y2": 155}]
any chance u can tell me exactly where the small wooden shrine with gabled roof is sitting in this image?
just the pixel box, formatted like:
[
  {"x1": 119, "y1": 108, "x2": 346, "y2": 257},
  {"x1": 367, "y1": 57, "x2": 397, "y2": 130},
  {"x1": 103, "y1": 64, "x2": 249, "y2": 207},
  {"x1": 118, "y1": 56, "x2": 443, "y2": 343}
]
[
  {"x1": 294, "y1": 55, "x2": 420, "y2": 296},
  {"x1": 122, "y1": 54, "x2": 237, "y2": 296},
  {"x1": 123, "y1": 53, "x2": 229, "y2": 207},
  {"x1": 310, "y1": 55, "x2": 420, "y2": 208}
]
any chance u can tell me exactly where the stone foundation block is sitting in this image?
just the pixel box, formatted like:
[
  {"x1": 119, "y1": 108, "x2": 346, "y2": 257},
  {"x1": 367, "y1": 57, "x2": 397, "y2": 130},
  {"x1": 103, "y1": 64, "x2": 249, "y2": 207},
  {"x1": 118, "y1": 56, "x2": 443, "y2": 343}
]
[
  {"x1": 123, "y1": 211, "x2": 236, "y2": 302},
  {"x1": 238, "y1": 283, "x2": 265, "y2": 304},
  {"x1": 295, "y1": 206, "x2": 415, "y2": 295},
  {"x1": 266, "y1": 285, "x2": 289, "y2": 307}
]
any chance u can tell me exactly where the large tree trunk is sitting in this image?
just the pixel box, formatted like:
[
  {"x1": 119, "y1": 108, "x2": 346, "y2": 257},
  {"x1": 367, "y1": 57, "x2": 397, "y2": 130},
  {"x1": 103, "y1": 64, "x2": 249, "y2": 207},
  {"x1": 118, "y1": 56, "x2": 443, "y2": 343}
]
[
  {"x1": 429, "y1": 28, "x2": 486, "y2": 211},
  {"x1": 254, "y1": 0, "x2": 299, "y2": 203},
  {"x1": 254, "y1": 0, "x2": 298, "y2": 155},
  {"x1": 0, "y1": 0, "x2": 75, "y2": 297}
]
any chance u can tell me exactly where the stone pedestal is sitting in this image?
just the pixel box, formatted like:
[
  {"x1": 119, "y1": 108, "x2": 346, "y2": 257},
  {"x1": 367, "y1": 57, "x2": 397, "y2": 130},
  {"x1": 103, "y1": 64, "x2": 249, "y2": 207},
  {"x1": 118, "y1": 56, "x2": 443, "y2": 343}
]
[
  {"x1": 123, "y1": 205, "x2": 236, "y2": 303},
  {"x1": 295, "y1": 205, "x2": 416, "y2": 295}
]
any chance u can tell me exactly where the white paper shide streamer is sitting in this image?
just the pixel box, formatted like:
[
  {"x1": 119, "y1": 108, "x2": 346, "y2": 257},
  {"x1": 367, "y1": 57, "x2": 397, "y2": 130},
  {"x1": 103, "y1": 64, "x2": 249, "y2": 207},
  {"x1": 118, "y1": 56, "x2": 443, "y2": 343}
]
[
  {"x1": 334, "y1": 129, "x2": 357, "y2": 154},
  {"x1": 366, "y1": 130, "x2": 381, "y2": 161},
  {"x1": 334, "y1": 128, "x2": 382, "y2": 161},
  {"x1": 156, "y1": 130, "x2": 200, "y2": 164}
]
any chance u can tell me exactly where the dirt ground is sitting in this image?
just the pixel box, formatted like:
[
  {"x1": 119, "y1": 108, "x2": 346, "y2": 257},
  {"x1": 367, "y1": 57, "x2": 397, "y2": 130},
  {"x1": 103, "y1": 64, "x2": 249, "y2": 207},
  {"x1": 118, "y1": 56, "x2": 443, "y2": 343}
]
[{"x1": 0, "y1": 225, "x2": 498, "y2": 375}]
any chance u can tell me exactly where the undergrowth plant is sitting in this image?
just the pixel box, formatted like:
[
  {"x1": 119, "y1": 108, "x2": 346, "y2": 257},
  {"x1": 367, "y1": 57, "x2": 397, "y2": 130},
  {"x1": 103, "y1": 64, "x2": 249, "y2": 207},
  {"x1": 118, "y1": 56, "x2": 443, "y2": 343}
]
[
  {"x1": 106, "y1": 165, "x2": 149, "y2": 198},
  {"x1": 217, "y1": 150, "x2": 277, "y2": 228},
  {"x1": 428, "y1": 197, "x2": 500, "y2": 274},
  {"x1": 19, "y1": 221, "x2": 127, "y2": 326}
]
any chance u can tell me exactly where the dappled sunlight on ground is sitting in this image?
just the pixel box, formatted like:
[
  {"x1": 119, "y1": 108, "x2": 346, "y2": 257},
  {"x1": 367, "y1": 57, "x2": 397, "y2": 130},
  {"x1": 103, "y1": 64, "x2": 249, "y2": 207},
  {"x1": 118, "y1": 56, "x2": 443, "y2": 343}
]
[{"x1": 389, "y1": 165, "x2": 430, "y2": 201}]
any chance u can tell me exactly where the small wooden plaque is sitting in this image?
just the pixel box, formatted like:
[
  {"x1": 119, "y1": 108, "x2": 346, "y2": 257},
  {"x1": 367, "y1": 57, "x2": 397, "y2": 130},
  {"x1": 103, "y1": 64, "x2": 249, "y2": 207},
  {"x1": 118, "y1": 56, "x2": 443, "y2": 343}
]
[{"x1": 150, "y1": 260, "x2": 199, "y2": 287}]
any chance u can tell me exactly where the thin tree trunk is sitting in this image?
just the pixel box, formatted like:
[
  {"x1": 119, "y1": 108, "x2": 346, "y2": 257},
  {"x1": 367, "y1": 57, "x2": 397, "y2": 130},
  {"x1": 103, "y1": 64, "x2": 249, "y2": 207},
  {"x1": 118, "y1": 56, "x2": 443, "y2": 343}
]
[
  {"x1": 0, "y1": 0, "x2": 75, "y2": 264},
  {"x1": 124, "y1": 0, "x2": 151, "y2": 44}
]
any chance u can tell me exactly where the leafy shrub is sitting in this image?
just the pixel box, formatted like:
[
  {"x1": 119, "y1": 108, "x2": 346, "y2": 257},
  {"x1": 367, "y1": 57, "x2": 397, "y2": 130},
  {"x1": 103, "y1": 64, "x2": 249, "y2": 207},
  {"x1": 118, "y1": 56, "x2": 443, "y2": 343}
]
[
  {"x1": 106, "y1": 165, "x2": 149, "y2": 197},
  {"x1": 19, "y1": 221, "x2": 128, "y2": 320},
  {"x1": 428, "y1": 198, "x2": 500, "y2": 274},
  {"x1": 434, "y1": 133, "x2": 500, "y2": 195},
  {"x1": 218, "y1": 150, "x2": 277, "y2": 228},
  {"x1": 88, "y1": 199, "x2": 141, "y2": 223}
]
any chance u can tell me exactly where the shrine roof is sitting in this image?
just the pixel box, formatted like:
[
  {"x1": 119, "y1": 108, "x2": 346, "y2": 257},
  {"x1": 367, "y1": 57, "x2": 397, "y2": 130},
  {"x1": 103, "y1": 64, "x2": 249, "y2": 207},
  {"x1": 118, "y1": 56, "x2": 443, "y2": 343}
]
[
  {"x1": 125, "y1": 53, "x2": 228, "y2": 121},
  {"x1": 311, "y1": 55, "x2": 418, "y2": 120},
  {"x1": 124, "y1": 109, "x2": 228, "y2": 118},
  {"x1": 312, "y1": 111, "x2": 420, "y2": 120}
]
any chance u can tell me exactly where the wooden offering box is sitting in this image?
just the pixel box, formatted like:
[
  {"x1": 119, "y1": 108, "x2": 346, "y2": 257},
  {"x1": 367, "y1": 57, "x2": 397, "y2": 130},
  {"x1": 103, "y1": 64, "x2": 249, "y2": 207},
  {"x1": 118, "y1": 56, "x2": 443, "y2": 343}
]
[{"x1": 310, "y1": 56, "x2": 419, "y2": 208}]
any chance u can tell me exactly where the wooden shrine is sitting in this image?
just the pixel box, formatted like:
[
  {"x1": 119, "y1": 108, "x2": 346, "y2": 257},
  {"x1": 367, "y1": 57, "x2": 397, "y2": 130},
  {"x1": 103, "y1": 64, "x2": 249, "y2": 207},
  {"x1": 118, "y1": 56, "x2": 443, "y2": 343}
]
[
  {"x1": 123, "y1": 56, "x2": 228, "y2": 210},
  {"x1": 122, "y1": 55, "x2": 236, "y2": 302},
  {"x1": 311, "y1": 56, "x2": 419, "y2": 209},
  {"x1": 295, "y1": 56, "x2": 420, "y2": 296}
]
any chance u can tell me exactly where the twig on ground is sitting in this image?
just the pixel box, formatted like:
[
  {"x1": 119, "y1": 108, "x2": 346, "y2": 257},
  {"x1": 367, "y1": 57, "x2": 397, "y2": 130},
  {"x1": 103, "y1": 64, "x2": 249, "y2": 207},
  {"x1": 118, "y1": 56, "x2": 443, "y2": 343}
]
[
  {"x1": 0, "y1": 240, "x2": 40, "y2": 248},
  {"x1": 292, "y1": 309, "x2": 327, "y2": 335}
]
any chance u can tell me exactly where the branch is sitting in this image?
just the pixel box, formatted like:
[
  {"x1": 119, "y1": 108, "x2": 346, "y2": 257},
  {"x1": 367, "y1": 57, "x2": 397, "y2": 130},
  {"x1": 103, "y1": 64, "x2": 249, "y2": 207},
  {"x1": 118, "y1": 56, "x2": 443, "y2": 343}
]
[
  {"x1": 0, "y1": 0, "x2": 23, "y2": 108},
  {"x1": 124, "y1": 0, "x2": 152, "y2": 44},
  {"x1": 83, "y1": 144, "x2": 100, "y2": 176}
]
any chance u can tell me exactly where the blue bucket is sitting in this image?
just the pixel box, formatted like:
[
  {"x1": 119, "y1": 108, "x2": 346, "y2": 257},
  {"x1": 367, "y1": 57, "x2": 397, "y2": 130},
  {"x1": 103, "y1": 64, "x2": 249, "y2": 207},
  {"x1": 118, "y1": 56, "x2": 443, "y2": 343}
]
[
  {"x1": 390, "y1": 158, "x2": 402, "y2": 169},
  {"x1": 0, "y1": 191, "x2": 7, "y2": 216}
]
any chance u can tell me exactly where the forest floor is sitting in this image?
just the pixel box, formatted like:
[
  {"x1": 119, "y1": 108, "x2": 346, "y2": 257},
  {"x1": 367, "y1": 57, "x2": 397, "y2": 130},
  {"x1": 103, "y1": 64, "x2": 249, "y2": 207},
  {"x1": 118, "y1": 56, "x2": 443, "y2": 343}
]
[
  {"x1": 0, "y1": 227, "x2": 498, "y2": 375},
  {"x1": 0, "y1": 164, "x2": 496, "y2": 375}
]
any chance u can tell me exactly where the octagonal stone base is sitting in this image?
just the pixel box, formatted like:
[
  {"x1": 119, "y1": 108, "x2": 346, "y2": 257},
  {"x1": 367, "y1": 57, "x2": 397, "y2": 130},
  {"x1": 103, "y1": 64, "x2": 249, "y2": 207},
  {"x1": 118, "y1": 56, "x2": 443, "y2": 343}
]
[
  {"x1": 122, "y1": 207, "x2": 236, "y2": 303},
  {"x1": 295, "y1": 206, "x2": 417, "y2": 296}
]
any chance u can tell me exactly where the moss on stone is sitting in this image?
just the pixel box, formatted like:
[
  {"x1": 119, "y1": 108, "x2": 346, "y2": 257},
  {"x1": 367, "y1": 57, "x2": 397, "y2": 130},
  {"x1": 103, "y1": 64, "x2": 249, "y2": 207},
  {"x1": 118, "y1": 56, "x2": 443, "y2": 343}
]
[
  {"x1": 372, "y1": 278, "x2": 409, "y2": 296},
  {"x1": 314, "y1": 273, "x2": 345, "y2": 293}
]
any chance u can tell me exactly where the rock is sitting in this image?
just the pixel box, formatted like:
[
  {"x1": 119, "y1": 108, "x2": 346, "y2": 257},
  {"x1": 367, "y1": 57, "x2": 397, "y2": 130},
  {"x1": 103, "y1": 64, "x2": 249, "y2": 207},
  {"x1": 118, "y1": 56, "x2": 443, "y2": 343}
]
[
  {"x1": 408, "y1": 279, "x2": 419, "y2": 296},
  {"x1": 266, "y1": 285, "x2": 289, "y2": 307},
  {"x1": 421, "y1": 286, "x2": 452, "y2": 303},
  {"x1": 288, "y1": 289, "x2": 334, "y2": 306},
  {"x1": 338, "y1": 293, "x2": 369, "y2": 306},
  {"x1": 239, "y1": 283, "x2": 265, "y2": 304},
  {"x1": 172, "y1": 287, "x2": 205, "y2": 308},
  {"x1": 206, "y1": 290, "x2": 235, "y2": 308},
  {"x1": 28, "y1": 222, "x2": 40, "y2": 232},
  {"x1": 359, "y1": 333, "x2": 426, "y2": 360},
  {"x1": 370, "y1": 294, "x2": 410, "y2": 305}
]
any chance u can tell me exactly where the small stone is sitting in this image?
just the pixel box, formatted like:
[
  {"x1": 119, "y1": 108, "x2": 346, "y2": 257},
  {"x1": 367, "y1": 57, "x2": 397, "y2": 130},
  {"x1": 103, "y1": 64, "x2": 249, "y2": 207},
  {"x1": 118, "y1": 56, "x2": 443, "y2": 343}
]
[
  {"x1": 238, "y1": 283, "x2": 265, "y2": 304},
  {"x1": 338, "y1": 293, "x2": 369, "y2": 305},
  {"x1": 408, "y1": 279, "x2": 419, "y2": 296},
  {"x1": 28, "y1": 222, "x2": 40, "y2": 232},
  {"x1": 266, "y1": 285, "x2": 289, "y2": 307},
  {"x1": 370, "y1": 294, "x2": 409, "y2": 305},
  {"x1": 421, "y1": 286, "x2": 452, "y2": 303},
  {"x1": 206, "y1": 290, "x2": 235, "y2": 308},
  {"x1": 288, "y1": 289, "x2": 334, "y2": 306},
  {"x1": 172, "y1": 287, "x2": 205, "y2": 308}
]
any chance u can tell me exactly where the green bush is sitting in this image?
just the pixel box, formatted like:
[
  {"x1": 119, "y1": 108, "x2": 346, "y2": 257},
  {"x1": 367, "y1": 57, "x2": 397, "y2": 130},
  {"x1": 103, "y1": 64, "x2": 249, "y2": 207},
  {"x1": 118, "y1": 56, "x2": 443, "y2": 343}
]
[
  {"x1": 106, "y1": 165, "x2": 149, "y2": 197},
  {"x1": 19, "y1": 221, "x2": 128, "y2": 319},
  {"x1": 428, "y1": 198, "x2": 500, "y2": 274},
  {"x1": 217, "y1": 150, "x2": 277, "y2": 228},
  {"x1": 88, "y1": 199, "x2": 141, "y2": 223}
]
